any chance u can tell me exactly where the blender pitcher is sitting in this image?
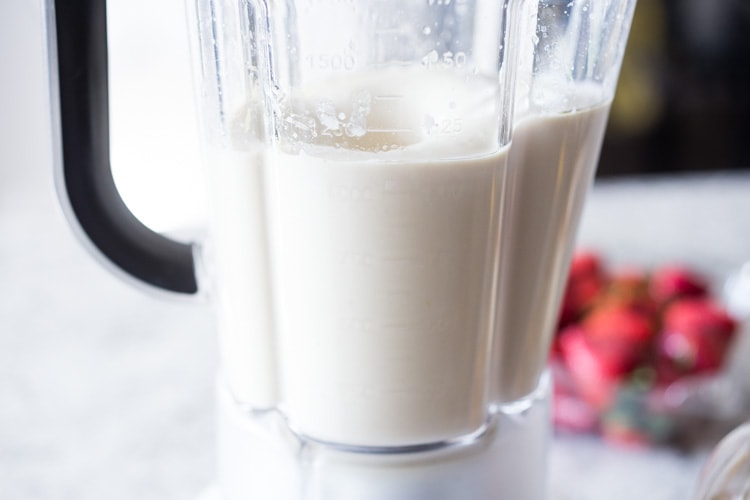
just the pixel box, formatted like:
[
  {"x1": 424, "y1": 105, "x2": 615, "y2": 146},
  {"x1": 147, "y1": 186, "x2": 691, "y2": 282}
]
[{"x1": 45, "y1": 0, "x2": 551, "y2": 499}]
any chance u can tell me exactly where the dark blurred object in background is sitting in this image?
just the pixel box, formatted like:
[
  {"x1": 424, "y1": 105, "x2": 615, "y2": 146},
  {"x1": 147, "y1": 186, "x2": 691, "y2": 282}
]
[{"x1": 599, "y1": 0, "x2": 750, "y2": 177}]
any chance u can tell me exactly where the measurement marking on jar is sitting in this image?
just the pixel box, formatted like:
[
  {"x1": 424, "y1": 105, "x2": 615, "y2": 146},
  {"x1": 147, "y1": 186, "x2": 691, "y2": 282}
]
[
  {"x1": 304, "y1": 53, "x2": 357, "y2": 71},
  {"x1": 365, "y1": 128, "x2": 415, "y2": 133},
  {"x1": 421, "y1": 50, "x2": 468, "y2": 69},
  {"x1": 367, "y1": 95, "x2": 413, "y2": 134}
]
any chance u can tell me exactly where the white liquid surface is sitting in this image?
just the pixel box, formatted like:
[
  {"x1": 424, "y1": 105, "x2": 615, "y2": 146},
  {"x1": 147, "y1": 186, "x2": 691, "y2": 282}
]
[{"x1": 491, "y1": 97, "x2": 612, "y2": 403}]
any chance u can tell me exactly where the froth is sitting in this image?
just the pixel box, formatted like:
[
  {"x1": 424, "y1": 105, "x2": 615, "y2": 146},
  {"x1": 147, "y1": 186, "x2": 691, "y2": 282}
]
[{"x1": 274, "y1": 67, "x2": 504, "y2": 161}]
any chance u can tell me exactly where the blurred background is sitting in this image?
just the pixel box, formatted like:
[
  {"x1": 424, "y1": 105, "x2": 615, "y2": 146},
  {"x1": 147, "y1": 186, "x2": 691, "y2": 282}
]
[{"x1": 601, "y1": 0, "x2": 750, "y2": 177}]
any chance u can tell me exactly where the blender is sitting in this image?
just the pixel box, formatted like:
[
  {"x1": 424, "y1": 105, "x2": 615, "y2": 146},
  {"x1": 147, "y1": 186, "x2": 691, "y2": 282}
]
[{"x1": 44, "y1": 0, "x2": 636, "y2": 498}]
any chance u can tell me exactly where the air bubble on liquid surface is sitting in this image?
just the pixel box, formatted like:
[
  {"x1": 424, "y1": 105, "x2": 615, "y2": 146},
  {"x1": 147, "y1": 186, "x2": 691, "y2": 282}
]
[
  {"x1": 345, "y1": 90, "x2": 371, "y2": 138},
  {"x1": 315, "y1": 100, "x2": 340, "y2": 135},
  {"x1": 282, "y1": 112, "x2": 316, "y2": 146},
  {"x1": 345, "y1": 120, "x2": 367, "y2": 138}
]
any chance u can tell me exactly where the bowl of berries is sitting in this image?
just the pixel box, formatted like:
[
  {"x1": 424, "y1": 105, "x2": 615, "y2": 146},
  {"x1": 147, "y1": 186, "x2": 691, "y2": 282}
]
[{"x1": 552, "y1": 251, "x2": 745, "y2": 447}]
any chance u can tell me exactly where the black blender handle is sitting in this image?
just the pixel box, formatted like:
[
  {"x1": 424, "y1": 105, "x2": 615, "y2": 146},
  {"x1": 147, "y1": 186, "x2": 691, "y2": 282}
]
[{"x1": 48, "y1": 0, "x2": 199, "y2": 294}]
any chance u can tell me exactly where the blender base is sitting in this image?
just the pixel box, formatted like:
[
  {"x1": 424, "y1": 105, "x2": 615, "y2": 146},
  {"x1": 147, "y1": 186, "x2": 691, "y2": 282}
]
[{"x1": 210, "y1": 377, "x2": 551, "y2": 500}]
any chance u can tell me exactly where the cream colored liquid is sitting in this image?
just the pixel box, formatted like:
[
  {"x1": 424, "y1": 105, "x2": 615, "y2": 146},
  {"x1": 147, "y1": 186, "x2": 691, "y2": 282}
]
[
  {"x1": 274, "y1": 147, "x2": 507, "y2": 447},
  {"x1": 270, "y1": 70, "x2": 506, "y2": 447},
  {"x1": 491, "y1": 100, "x2": 612, "y2": 404},
  {"x1": 206, "y1": 148, "x2": 278, "y2": 408},
  {"x1": 207, "y1": 69, "x2": 509, "y2": 447}
]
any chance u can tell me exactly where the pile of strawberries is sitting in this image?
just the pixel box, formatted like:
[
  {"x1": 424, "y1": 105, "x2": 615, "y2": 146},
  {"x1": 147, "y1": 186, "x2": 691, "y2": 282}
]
[{"x1": 552, "y1": 251, "x2": 738, "y2": 446}]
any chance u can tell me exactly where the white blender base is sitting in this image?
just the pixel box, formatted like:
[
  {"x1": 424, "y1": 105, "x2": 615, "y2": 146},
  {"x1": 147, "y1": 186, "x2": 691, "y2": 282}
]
[{"x1": 210, "y1": 377, "x2": 551, "y2": 500}]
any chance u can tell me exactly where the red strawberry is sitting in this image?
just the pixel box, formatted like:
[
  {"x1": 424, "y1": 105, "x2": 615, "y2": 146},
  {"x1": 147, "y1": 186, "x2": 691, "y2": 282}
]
[
  {"x1": 559, "y1": 274, "x2": 605, "y2": 328},
  {"x1": 650, "y1": 265, "x2": 708, "y2": 305},
  {"x1": 598, "y1": 268, "x2": 658, "y2": 315},
  {"x1": 583, "y1": 304, "x2": 655, "y2": 348},
  {"x1": 569, "y1": 251, "x2": 604, "y2": 283},
  {"x1": 609, "y1": 267, "x2": 649, "y2": 298},
  {"x1": 663, "y1": 298, "x2": 736, "y2": 342},
  {"x1": 557, "y1": 326, "x2": 629, "y2": 409},
  {"x1": 656, "y1": 298, "x2": 737, "y2": 382},
  {"x1": 559, "y1": 251, "x2": 607, "y2": 328},
  {"x1": 655, "y1": 330, "x2": 726, "y2": 384}
]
